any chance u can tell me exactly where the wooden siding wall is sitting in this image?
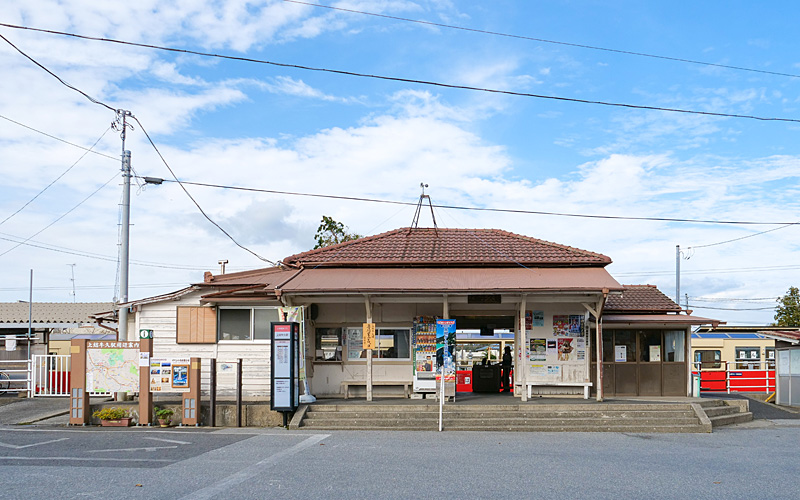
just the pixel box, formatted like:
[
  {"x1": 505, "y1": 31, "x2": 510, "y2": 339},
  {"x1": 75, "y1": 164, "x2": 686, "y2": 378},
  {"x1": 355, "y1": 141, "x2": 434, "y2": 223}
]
[{"x1": 132, "y1": 291, "x2": 276, "y2": 398}]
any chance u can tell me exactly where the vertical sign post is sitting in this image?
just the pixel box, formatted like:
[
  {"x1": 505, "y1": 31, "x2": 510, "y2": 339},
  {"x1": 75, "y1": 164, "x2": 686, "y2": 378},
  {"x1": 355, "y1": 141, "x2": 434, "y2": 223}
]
[
  {"x1": 363, "y1": 322, "x2": 376, "y2": 401},
  {"x1": 69, "y1": 339, "x2": 89, "y2": 425},
  {"x1": 138, "y1": 336, "x2": 153, "y2": 425},
  {"x1": 271, "y1": 322, "x2": 300, "y2": 426}
]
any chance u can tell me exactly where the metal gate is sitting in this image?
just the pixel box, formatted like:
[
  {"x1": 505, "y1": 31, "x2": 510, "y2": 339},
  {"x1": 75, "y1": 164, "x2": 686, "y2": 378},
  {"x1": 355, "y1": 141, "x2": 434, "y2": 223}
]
[
  {"x1": 0, "y1": 359, "x2": 31, "y2": 397},
  {"x1": 31, "y1": 354, "x2": 112, "y2": 397},
  {"x1": 32, "y1": 354, "x2": 71, "y2": 396}
]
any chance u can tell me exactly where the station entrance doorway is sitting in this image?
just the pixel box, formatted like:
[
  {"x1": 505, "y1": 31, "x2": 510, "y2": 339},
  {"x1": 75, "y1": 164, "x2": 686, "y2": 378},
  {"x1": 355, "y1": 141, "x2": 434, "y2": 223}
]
[{"x1": 452, "y1": 315, "x2": 516, "y2": 395}]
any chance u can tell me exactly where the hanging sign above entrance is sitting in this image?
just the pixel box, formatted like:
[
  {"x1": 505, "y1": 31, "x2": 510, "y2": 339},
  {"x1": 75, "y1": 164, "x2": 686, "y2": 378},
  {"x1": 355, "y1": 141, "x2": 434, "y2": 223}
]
[{"x1": 468, "y1": 294, "x2": 501, "y2": 304}]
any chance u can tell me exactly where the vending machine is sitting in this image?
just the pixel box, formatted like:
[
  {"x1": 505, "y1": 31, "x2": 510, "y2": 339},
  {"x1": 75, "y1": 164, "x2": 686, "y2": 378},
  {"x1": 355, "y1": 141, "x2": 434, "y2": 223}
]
[{"x1": 413, "y1": 316, "x2": 437, "y2": 393}]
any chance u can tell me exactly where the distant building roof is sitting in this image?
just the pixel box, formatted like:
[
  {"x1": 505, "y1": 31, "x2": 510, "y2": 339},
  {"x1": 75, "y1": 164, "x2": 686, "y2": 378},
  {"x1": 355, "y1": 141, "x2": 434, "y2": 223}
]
[
  {"x1": 604, "y1": 285, "x2": 682, "y2": 314},
  {"x1": 0, "y1": 302, "x2": 114, "y2": 326},
  {"x1": 282, "y1": 227, "x2": 612, "y2": 268}
]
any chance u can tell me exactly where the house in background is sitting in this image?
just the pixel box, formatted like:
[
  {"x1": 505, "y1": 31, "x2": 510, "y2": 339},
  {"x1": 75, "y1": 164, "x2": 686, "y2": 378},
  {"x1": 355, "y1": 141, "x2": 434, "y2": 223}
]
[
  {"x1": 113, "y1": 227, "x2": 719, "y2": 400},
  {"x1": 0, "y1": 302, "x2": 115, "y2": 360}
]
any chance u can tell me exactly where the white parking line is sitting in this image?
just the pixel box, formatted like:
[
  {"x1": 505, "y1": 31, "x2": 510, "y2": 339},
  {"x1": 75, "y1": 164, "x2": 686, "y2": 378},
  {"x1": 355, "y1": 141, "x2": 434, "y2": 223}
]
[
  {"x1": 143, "y1": 437, "x2": 192, "y2": 445},
  {"x1": 86, "y1": 446, "x2": 178, "y2": 453},
  {"x1": 0, "y1": 437, "x2": 69, "y2": 449},
  {"x1": 0, "y1": 456, "x2": 174, "y2": 462},
  {"x1": 182, "y1": 433, "x2": 330, "y2": 500}
]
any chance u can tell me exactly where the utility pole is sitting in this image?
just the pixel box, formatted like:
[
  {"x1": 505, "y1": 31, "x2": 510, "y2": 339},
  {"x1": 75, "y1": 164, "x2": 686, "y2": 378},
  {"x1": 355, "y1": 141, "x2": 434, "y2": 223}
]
[
  {"x1": 114, "y1": 110, "x2": 133, "y2": 341},
  {"x1": 68, "y1": 263, "x2": 76, "y2": 303},
  {"x1": 675, "y1": 245, "x2": 680, "y2": 306}
]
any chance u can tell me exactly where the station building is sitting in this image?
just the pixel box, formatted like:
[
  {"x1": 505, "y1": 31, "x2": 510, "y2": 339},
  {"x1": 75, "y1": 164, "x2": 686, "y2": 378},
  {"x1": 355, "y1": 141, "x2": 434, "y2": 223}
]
[{"x1": 115, "y1": 227, "x2": 719, "y2": 401}]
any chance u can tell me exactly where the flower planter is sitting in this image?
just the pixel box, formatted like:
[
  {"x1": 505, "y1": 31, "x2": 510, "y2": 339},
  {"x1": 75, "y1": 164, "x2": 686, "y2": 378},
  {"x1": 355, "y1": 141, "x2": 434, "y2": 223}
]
[
  {"x1": 100, "y1": 417, "x2": 132, "y2": 427},
  {"x1": 158, "y1": 418, "x2": 171, "y2": 428}
]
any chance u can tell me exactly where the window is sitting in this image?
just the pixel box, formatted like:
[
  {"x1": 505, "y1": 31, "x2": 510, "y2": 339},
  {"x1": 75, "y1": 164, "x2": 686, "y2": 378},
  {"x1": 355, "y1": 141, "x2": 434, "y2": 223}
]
[
  {"x1": 766, "y1": 348, "x2": 776, "y2": 369},
  {"x1": 664, "y1": 331, "x2": 685, "y2": 362},
  {"x1": 315, "y1": 327, "x2": 343, "y2": 361},
  {"x1": 694, "y1": 350, "x2": 721, "y2": 369},
  {"x1": 735, "y1": 347, "x2": 760, "y2": 370},
  {"x1": 639, "y1": 331, "x2": 662, "y2": 362},
  {"x1": 217, "y1": 307, "x2": 280, "y2": 341},
  {"x1": 377, "y1": 328, "x2": 411, "y2": 359}
]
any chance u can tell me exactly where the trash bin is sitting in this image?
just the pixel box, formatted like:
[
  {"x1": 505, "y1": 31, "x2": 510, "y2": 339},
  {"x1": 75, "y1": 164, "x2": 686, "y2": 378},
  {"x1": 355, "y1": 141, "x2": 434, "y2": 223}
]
[{"x1": 691, "y1": 373, "x2": 701, "y2": 397}]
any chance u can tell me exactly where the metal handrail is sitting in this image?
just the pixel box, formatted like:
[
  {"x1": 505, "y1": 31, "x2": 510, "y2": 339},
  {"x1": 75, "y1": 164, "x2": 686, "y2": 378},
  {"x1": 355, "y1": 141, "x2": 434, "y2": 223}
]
[
  {"x1": 0, "y1": 359, "x2": 32, "y2": 397},
  {"x1": 692, "y1": 360, "x2": 776, "y2": 394}
]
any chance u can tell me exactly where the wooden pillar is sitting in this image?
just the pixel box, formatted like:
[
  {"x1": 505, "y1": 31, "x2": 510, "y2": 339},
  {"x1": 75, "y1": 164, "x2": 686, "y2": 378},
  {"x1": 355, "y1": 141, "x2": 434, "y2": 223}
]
[
  {"x1": 596, "y1": 314, "x2": 604, "y2": 402},
  {"x1": 182, "y1": 357, "x2": 201, "y2": 426},
  {"x1": 138, "y1": 338, "x2": 153, "y2": 425},
  {"x1": 685, "y1": 326, "x2": 692, "y2": 397},
  {"x1": 69, "y1": 339, "x2": 90, "y2": 425},
  {"x1": 519, "y1": 296, "x2": 527, "y2": 401},
  {"x1": 365, "y1": 296, "x2": 373, "y2": 402}
]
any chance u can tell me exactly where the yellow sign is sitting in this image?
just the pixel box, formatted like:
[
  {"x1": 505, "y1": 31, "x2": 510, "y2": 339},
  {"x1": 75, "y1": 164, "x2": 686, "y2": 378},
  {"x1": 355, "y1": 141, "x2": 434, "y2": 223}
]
[{"x1": 363, "y1": 323, "x2": 376, "y2": 350}]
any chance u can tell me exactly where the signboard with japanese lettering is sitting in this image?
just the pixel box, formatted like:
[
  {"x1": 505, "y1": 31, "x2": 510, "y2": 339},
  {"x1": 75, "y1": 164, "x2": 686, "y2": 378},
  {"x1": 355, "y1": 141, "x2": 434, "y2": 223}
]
[
  {"x1": 149, "y1": 358, "x2": 191, "y2": 393},
  {"x1": 362, "y1": 323, "x2": 376, "y2": 350},
  {"x1": 86, "y1": 341, "x2": 140, "y2": 394}
]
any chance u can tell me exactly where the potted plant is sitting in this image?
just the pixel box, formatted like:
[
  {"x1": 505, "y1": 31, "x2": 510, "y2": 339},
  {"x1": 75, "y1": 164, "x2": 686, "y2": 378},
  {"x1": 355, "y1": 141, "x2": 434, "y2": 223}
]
[
  {"x1": 93, "y1": 407, "x2": 131, "y2": 427},
  {"x1": 154, "y1": 406, "x2": 174, "y2": 427}
]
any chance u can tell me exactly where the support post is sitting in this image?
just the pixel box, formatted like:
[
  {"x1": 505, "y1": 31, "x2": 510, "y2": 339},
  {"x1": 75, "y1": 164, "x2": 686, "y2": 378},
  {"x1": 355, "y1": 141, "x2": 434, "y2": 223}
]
[
  {"x1": 675, "y1": 244, "x2": 680, "y2": 306},
  {"x1": 182, "y1": 357, "x2": 201, "y2": 426},
  {"x1": 365, "y1": 296, "x2": 373, "y2": 402},
  {"x1": 236, "y1": 358, "x2": 243, "y2": 427},
  {"x1": 137, "y1": 338, "x2": 153, "y2": 425},
  {"x1": 209, "y1": 358, "x2": 216, "y2": 427},
  {"x1": 68, "y1": 339, "x2": 90, "y2": 425},
  {"x1": 519, "y1": 296, "x2": 527, "y2": 401}
]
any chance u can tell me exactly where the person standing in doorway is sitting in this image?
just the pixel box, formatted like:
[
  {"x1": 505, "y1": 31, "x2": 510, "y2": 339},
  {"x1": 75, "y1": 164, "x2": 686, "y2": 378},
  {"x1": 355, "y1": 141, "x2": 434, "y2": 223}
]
[{"x1": 501, "y1": 346, "x2": 513, "y2": 392}]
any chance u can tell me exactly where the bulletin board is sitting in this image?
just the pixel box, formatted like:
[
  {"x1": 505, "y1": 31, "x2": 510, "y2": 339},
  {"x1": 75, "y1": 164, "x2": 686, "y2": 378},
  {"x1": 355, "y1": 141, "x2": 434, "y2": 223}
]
[{"x1": 526, "y1": 311, "x2": 589, "y2": 384}]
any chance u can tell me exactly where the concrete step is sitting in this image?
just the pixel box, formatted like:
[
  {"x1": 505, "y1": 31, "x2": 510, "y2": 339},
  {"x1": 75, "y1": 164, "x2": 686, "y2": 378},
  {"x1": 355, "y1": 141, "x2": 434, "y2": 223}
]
[
  {"x1": 301, "y1": 422, "x2": 706, "y2": 433},
  {"x1": 703, "y1": 406, "x2": 739, "y2": 418},
  {"x1": 303, "y1": 416, "x2": 700, "y2": 428},
  {"x1": 709, "y1": 412, "x2": 753, "y2": 427},
  {"x1": 307, "y1": 403, "x2": 697, "y2": 412}
]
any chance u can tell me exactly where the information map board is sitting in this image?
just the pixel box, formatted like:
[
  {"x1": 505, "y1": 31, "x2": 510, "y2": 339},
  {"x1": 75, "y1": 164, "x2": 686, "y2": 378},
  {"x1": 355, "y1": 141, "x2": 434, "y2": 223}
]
[{"x1": 85, "y1": 341, "x2": 140, "y2": 394}]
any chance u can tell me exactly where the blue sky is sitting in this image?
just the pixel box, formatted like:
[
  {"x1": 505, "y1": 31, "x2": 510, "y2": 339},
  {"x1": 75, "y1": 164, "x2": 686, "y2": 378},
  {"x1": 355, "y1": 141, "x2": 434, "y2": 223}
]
[{"x1": 0, "y1": 1, "x2": 798, "y2": 325}]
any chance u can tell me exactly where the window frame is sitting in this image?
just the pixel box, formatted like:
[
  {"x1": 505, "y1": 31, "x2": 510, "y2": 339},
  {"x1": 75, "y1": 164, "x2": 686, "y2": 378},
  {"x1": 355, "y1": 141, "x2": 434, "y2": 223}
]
[
  {"x1": 734, "y1": 346, "x2": 761, "y2": 370},
  {"x1": 217, "y1": 306, "x2": 280, "y2": 343},
  {"x1": 694, "y1": 349, "x2": 722, "y2": 369}
]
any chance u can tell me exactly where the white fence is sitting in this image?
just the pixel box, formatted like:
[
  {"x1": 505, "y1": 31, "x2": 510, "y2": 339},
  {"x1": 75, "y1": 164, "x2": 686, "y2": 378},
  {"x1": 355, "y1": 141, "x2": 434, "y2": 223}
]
[
  {"x1": 0, "y1": 359, "x2": 32, "y2": 397},
  {"x1": 29, "y1": 355, "x2": 111, "y2": 397}
]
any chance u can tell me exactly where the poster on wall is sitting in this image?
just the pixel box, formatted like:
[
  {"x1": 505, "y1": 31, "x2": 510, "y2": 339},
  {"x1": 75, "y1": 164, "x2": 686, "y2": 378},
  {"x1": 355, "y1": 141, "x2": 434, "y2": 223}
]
[
  {"x1": 568, "y1": 315, "x2": 584, "y2": 337},
  {"x1": 576, "y1": 338, "x2": 586, "y2": 349},
  {"x1": 530, "y1": 339, "x2": 546, "y2": 361},
  {"x1": 577, "y1": 350, "x2": 585, "y2": 361},
  {"x1": 557, "y1": 338, "x2": 575, "y2": 361},
  {"x1": 649, "y1": 345, "x2": 661, "y2": 362},
  {"x1": 346, "y1": 328, "x2": 363, "y2": 360},
  {"x1": 546, "y1": 339, "x2": 557, "y2": 357},
  {"x1": 530, "y1": 365, "x2": 546, "y2": 377},
  {"x1": 526, "y1": 310, "x2": 544, "y2": 329},
  {"x1": 552, "y1": 315, "x2": 570, "y2": 336},
  {"x1": 547, "y1": 365, "x2": 561, "y2": 376},
  {"x1": 615, "y1": 345, "x2": 627, "y2": 362}
]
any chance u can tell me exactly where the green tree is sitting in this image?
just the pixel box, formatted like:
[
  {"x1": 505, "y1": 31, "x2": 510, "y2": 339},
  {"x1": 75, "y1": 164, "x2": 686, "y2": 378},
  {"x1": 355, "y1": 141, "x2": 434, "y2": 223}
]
[
  {"x1": 773, "y1": 286, "x2": 800, "y2": 327},
  {"x1": 314, "y1": 216, "x2": 361, "y2": 249}
]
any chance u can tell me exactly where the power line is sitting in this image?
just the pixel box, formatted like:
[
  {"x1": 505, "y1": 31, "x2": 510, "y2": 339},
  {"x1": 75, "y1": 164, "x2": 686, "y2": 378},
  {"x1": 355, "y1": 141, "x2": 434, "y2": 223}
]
[
  {"x1": 0, "y1": 113, "x2": 118, "y2": 161},
  {"x1": 131, "y1": 117, "x2": 278, "y2": 266},
  {"x1": 688, "y1": 304, "x2": 777, "y2": 311},
  {"x1": 0, "y1": 32, "x2": 115, "y2": 112},
  {"x1": 282, "y1": 0, "x2": 800, "y2": 81},
  {"x1": 688, "y1": 222, "x2": 800, "y2": 250},
  {"x1": 0, "y1": 232, "x2": 220, "y2": 270},
  {"x1": 0, "y1": 33, "x2": 279, "y2": 267},
  {"x1": 3, "y1": 23, "x2": 800, "y2": 124},
  {"x1": 614, "y1": 264, "x2": 800, "y2": 277},
  {"x1": 0, "y1": 172, "x2": 118, "y2": 258},
  {"x1": 0, "y1": 126, "x2": 112, "y2": 227},
  {"x1": 141, "y1": 176, "x2": 799, "y2": 226}
]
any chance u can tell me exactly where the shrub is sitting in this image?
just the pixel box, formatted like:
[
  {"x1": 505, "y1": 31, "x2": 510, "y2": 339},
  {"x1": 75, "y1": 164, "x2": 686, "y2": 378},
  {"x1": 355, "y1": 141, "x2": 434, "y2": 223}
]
[
  {"x1": 154, "y1": 406, "x2": 174, "y2": 418},
  {"x1": 92, "y1": 407, "x2": 128, "y2": 420}
]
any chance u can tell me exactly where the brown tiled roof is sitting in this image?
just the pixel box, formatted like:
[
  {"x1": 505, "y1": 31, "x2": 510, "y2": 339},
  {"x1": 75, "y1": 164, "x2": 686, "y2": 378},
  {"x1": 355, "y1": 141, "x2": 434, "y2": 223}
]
[
  {"x1": 197, "y1": 267, "x2": 299, "y2": 288},
  {"x1": 281, "y1": 228, "x2": 611, "y2": 268},
  {"x1": 279, "y1": 267, "x2": 622, "y2": 294},
  {"x1": 604, "y1": 285, "x2": 681, "y2": 313},
  {"x1": 0, "y1": 302, "x2": 114, "y2": 325}
]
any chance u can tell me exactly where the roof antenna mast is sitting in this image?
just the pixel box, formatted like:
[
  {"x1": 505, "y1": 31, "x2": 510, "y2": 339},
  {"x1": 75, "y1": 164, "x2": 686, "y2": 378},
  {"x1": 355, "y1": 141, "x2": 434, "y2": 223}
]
[{"x1": 410, "y1": 183, "x2": 438, "y2": 232}]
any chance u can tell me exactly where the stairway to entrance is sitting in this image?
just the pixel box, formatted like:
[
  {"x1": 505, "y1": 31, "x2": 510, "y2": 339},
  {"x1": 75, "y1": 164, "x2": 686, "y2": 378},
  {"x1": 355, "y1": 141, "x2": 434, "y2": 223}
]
[{"x1": 291, "y1": 399, "x2": 752, "y2": 432}]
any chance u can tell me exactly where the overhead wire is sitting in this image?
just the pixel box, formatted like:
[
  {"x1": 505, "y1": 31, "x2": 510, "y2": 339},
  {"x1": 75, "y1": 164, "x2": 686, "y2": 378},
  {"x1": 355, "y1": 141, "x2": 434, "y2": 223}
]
[
  {"x1": 0, "y1": 172, "x2": 118, "y2": 258},
  {"x1": 0, "y1": 113, "x2": 118, "y2": 161},
  {"x1": 139, "y1": 176, "x2": 798, "y2": 226},
  {"x1": 688, "y1": 222, "x2": 800, "y2": 250},
  {"x1": 282, "y1": 0, "x2": 800, "y2": 80},
  {"x1": 0, "y1": 126, "x2": 112, "y2": 227},
  {"x1": 0, "y1": 32, "x2": 280, "y2": 267},
  {"x1": 130, "y1": 116, "x2": 278, "y2": 266},
  {"x1": 2, "y1": 23, "x2": 800, "y2": 124}
]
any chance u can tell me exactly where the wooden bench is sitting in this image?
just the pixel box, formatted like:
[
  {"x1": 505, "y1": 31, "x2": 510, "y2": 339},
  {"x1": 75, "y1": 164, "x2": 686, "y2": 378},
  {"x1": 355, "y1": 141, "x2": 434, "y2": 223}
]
[
  {"x1": 341, "y1": 380, "x2": 411, "y2": 399},
  {"x1": 526, "y1": 382, "x2": 593, "y2": 400}
]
